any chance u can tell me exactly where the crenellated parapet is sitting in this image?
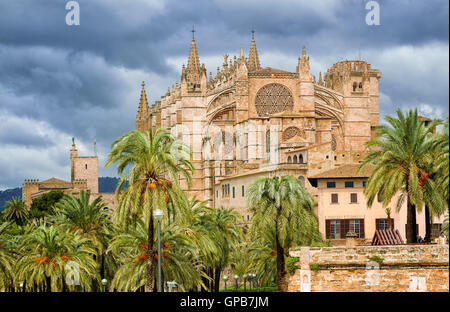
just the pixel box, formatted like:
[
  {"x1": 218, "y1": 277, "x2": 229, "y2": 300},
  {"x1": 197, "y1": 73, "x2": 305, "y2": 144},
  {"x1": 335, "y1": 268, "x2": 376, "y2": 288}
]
[
  {"x1": 323, "y1": 60, "x2": 381, "y2": 95},
  {"x1": 72, "y1": 178, "x2": 88, "y2": 190}
]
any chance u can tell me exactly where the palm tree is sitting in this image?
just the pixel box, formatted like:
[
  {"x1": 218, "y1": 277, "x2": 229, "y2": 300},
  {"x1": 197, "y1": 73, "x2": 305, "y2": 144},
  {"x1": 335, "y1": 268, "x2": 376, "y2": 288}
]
[
  {"x1": 0, "y1": 222, "x2": 13, "y2": 291},
  {"x1": 442, "y1": 214, "x2": 449, "y2": 237},
  {"x1": 434, "y1": 118, "x2": 449, "y2": 202},
  {"x1": 52, "y1": 190, "x2": 114, "y2": 285},
  {"x1": 247, "y1": 228, "x2": 277, "y2": 287},
  {"x1": 3, "y1": 198, "x2": 28, "y2": 225},
  {"x1": 191, "y1": 206, "x2": 242, "y2": 292},
  {"x1": 109, "y1": 217, "x2": 203, "y2": 291},
  {"x1": 14, "y1": 224, "x2": 99, "y2": 292},
  {"x1": 359, "y1": 109, "x2": 442, "y2": 243},
  {"x1": 106, "y1": 128, "x2": 194, "y2": 292},
  {"x1": 247, "y1": 175, "x2": 320, "y2": 292}
]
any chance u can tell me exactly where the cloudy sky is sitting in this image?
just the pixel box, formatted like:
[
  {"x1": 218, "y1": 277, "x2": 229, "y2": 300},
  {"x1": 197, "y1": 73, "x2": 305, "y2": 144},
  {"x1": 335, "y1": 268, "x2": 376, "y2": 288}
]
[{"x1": 0, "y1": 0, "x2": 448, "y2": 190}]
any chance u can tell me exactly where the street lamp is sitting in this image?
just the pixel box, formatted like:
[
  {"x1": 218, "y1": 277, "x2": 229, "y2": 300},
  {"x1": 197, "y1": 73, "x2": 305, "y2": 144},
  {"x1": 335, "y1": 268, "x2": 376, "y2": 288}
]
[
  {"x1": 223, "y1": 275, "x2": 229, "y2": 292},
  {"x1": 243, "y1": 274, "x2": 248, "y2": 291},
  {"x1": 101, "y1": 278, "x2": 107, "y2": 292},
  {"x1": 154, "y1": 208, "x2": 164, "y2": 293},
  {"x1": 234, "y1": 275, "x2": 239, "y2": 291}
]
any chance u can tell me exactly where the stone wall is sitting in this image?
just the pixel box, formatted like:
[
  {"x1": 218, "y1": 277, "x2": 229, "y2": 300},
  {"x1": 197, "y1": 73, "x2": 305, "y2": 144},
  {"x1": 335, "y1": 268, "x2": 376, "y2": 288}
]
[{"x1": 288, "y1": 245, "x2": 449, "y2": 292}]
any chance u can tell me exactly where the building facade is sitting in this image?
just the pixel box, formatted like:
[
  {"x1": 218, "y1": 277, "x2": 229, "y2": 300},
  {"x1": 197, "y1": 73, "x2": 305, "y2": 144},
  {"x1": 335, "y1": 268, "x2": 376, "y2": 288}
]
[
  {"x1": 308, "y1": 164, "x2": 444, "y2": 243},
  {"x1": 135, "y1": 35, "x2": 382, "y2": 217},
  {"x1": 22, "y1": 141, "x2": 117, "y2": 210}
]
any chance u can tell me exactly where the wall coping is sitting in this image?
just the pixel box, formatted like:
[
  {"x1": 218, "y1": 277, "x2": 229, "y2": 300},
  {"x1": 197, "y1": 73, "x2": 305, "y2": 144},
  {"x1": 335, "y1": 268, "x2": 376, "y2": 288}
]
[{"x1": 289, "y1": 244, "x2": 449, "y2": 269}]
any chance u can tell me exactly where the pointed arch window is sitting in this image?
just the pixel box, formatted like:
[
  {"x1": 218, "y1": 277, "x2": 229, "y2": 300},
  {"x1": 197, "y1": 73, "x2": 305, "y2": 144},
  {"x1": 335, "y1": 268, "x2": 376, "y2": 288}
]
[
  {"x1": 287, "y1": 156, "x2": 292, "y2": 164},
  {"x1": 293, "y1": 155, "x2": 298, "y2": 164},
  {"x1": 266, "y1": 130, "x2": 271, "y2": 162}
]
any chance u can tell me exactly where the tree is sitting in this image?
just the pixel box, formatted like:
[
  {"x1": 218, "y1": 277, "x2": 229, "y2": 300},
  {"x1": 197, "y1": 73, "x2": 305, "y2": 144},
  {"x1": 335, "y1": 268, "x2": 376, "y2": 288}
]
[
  {"x1": 247, "y1": 175, "x2": 321, "y2": 291},
  {"x1": 190, "y1": 206, "x2": 242, "y2": 292},
  {"x1": 2, "y1": 198, "x2": 28, "y2": 225},
  {"x1": 14, "y1": 224, "x2": 99, "y2": 292},
  {"x1": 106, "y1": 128, "x2": 194, "y2": 292},
  {"x1": 359, "y1": 109, "x2": 443, "y2": 243},
  {"x1": 434, "y1": 118, "x2": 449, "y2": 202},
  {"x1": 29, "y1": 190, "x2": 64, "y2": 220},
  {"x1": 109, "y1": 216, "x2": 203, "y2": 292},
  {"x1": 0, "y1": 222, "x2": 14, "y2": 291},
  {"x1": 52, "y1": 190, "x2": 114, "y2": 285}
]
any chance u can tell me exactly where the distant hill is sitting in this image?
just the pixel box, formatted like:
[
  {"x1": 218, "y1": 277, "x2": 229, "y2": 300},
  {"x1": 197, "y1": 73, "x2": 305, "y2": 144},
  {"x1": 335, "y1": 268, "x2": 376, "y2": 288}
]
[
  {"x1": 98, "y1": 176, "x2": 126, "y2": 193},
  {"x1": 0, "y1": 187, "x2": 22, "y2": 211},
  {"x1": 0, "y1": 177, "x2": 125, "y2": 211}
]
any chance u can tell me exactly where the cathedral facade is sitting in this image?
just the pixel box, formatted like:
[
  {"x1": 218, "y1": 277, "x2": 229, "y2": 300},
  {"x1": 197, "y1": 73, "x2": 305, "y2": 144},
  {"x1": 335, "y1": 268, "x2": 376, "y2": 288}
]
[{"x1": 135, "y1": 34, "x2": 382, "y2": 219}]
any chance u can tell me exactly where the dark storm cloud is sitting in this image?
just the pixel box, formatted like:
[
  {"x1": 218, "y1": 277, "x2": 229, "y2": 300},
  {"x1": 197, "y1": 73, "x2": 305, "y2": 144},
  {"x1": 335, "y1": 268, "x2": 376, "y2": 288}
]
[{"x1": 0, "y1": 0, "x2": 448, "y2": 189}]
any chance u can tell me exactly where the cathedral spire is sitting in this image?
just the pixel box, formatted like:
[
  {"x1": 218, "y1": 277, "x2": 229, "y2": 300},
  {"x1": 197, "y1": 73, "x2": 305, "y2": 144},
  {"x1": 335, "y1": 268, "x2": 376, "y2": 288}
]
[
  {"x1": 187, "y1": 36, "x2": 201, "y2": 72},
  {"x1": 247, "y1": 30, "x2": 261, "y2": 71},
  {"x1": 182, "y1": 29, "x2": 204, "y2": 92},
  {"x1": 136, "y1": 81, "x2": 149, "y2": 120}
]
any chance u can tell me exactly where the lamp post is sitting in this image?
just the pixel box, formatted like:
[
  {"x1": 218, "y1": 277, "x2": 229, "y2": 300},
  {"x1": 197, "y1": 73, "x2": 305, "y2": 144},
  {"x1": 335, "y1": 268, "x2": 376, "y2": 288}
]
[
  {"x1": 101, "y1": 279, "x2": 107, "y2": 292},
  {"x1": 223, "y1": 275, "x2": 229, "y2": 292},
  {"x1": 234, "y1": 275, "x2": 239, "y2": 291},
  {"x1": 154, "y1": 209, "x2": 164, "y2": 292}
]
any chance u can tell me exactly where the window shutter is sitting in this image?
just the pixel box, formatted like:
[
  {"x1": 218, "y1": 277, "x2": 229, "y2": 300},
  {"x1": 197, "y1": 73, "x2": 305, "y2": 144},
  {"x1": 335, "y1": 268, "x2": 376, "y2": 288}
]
[
  {"x1": 376, "y1": 219, "x2": 380, "y2": 230},
  {"x1": 331, "y1": 193, "x2": 338, "y2": 203},
  {"x1": 326, "y1": 220, "x2": 331, "y2": 239},
  {"x1": 391, "y1": 219, "x2": 395, "y2": 230},
  {"x1": 360, "y1": 219, "x2": 365, "y2": 238},
  {"x1": 351, "y1": 193, "x2": 357, "y2": 203}
]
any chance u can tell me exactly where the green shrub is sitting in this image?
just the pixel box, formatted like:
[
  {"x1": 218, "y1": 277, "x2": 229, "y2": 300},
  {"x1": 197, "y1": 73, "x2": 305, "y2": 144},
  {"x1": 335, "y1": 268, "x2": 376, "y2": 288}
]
[
  {"x1": 310, "y1": 263, "x2": 321, "y2": 271},
  {"x1": 286, "y1": 257, "x2": 300, "y2": 274},
  {"x1": 369, "y1": 255, "x2": 384, "y2": 265}
]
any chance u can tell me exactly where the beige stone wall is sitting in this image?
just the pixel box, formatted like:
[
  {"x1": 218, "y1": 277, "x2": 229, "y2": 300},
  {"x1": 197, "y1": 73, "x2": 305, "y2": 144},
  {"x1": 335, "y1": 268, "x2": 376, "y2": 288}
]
[
  {"x1": 73, "y1": 156, "x2": 98, "y2": 193},
  {"x1": 288, "y1": 245, "x2": 449, "y2": 292},
  {"x1": 22, "y1": 180, "x2": 40, "y2": 207}
]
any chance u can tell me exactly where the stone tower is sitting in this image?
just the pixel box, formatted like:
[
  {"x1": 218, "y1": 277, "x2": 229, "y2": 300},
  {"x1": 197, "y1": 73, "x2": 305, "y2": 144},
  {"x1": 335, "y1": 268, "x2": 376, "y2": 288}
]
[
  {"x1": 70, "y1": 139, "x2": 99, "y2": 193},
  {"x1": 22, "y1": 179, "x2": 39, "y2": 206}
]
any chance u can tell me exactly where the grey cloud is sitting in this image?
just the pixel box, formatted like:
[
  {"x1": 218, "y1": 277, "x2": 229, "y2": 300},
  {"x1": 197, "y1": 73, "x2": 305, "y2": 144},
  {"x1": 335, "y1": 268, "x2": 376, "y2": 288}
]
[{"x1": 0, "y1": 0, "x2": 448, "y2": 189}]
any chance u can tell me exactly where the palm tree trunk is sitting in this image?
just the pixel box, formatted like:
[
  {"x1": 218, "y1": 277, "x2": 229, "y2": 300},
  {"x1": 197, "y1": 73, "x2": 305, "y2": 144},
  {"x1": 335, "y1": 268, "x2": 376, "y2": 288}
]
[
  {"x1": 406, "y1": 192, "x2": 418, "y2": 243},
  {"x1": 145, "y1": 214, "x2": 155, "y2": 292},
  {"x1": 214, "y1": 267, "x2": 221, "y2": 292},
  {"x1": 424, "y1": 205, "x2": 431, "y2": 243},
  {"x1": 275, "y1": 222, "x2": 286, "y2": 292},
  {"x1": 46, "y1": 276, "x2": 51, "y2": 292}
]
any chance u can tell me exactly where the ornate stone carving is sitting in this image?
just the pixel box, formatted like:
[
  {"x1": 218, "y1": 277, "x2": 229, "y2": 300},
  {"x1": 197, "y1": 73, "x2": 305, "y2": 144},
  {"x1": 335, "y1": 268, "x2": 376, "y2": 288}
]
[
  {"x1": 255, "y1": 83, "x2": 293, "y2": 117},
  {"x1": 283, "y1": 126, "x2": 304, "y2": 141},
  {"x1": 331, "y1": 135, "x2": 337, "y2": 151}
]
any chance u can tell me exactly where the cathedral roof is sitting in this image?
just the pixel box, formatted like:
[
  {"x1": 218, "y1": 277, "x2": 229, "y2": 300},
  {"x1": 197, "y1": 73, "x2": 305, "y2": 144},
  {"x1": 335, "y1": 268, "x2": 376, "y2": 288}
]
[
  {"x1": 252, "y1": 67, "x2": 291, "y2": 74},
  {"x1": 39, "y1": 177, "x2": 73, "y2": 189}
]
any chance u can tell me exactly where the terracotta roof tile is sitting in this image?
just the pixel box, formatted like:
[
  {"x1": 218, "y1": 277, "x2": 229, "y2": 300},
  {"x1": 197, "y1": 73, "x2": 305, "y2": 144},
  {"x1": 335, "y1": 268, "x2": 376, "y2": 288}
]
[
  {"x1": 39, "y1": 177, "x2": 72, "y2": 189},
  {"x1": 309, "y1": 164, "x2": 374, "y2": 179}
]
